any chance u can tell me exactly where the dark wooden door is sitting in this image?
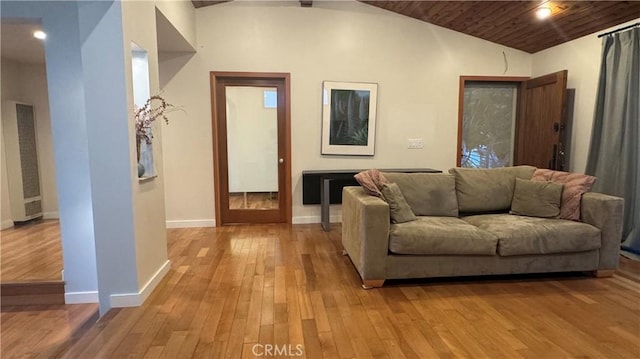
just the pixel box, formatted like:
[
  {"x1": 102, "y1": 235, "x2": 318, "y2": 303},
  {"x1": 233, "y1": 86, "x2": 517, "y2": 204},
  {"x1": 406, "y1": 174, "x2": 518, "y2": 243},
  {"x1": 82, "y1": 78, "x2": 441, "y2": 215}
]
[
  {"x1": 514, "y1": 70, "x2": 568, "y2": 169},
  {"x1": 211, "y1": 72, "x2": 292, "y2": 225}
]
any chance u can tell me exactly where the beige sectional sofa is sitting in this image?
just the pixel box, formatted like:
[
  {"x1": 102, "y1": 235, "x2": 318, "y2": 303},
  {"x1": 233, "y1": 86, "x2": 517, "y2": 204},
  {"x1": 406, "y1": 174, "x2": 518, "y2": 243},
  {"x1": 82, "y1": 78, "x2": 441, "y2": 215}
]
[{"x1": 341, "y1": 166, "x2": 624, "y2": 288}]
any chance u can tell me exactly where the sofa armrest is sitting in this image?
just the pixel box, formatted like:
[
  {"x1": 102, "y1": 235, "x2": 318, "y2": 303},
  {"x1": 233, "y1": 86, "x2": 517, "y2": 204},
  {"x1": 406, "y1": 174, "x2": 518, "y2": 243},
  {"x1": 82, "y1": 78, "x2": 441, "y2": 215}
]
[
  {"x1": 342, "y1": 187, "x2": 390, "y2": 281},
  {"x1": 581, "y1": 192, "x2": 624, "y2": 270}
]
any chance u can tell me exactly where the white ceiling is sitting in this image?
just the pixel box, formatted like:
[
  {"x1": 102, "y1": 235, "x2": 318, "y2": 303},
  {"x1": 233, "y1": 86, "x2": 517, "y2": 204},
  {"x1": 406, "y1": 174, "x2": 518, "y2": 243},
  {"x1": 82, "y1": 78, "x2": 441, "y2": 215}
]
[{"x1": 1, "y1": 22, "x2": 46, "y2": 65}]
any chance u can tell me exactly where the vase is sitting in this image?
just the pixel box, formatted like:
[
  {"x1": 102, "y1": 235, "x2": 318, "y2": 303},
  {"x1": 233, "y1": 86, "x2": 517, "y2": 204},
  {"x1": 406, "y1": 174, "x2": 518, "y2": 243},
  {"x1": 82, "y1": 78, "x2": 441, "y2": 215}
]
[
  {"x1": 138, "y1": 163, "x2": 145, "y2": 178},
  {"x1": 136, "y1": 136, "x2": 142, "y2": 163}
]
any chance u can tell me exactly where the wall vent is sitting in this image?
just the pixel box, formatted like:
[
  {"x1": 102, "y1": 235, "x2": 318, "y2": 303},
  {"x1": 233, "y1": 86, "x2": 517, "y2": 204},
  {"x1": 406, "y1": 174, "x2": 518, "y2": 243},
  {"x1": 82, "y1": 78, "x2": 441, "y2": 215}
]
[{"x1": 2, "y1": 101, "x2": 43, "y2": 222}]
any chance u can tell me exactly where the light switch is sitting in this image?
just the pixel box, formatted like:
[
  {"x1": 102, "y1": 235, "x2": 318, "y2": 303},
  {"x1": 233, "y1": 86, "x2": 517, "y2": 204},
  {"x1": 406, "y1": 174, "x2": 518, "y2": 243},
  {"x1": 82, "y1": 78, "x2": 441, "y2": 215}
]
[{"x1": 407, "y1": 138, "x2": 424, "y2": 149}]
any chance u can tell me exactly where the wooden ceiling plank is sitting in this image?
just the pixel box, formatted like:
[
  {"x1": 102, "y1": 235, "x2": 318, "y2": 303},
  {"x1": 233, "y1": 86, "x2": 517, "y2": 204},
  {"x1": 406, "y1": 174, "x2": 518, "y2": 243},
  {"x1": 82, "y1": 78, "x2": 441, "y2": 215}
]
[
  {"x1": 450, "y1": 1, "x2": 537, "y2": 50},
  {"x1": 451, "y1": 2, "x2": 516, "y2": 34},
  {"x1": 429, "y1": 1, "x2": 478, "y2": 25},
  {"x1": 486, "y1": 1, "x2": 596, "y2": 49},
  {"x1": 470, "y1": 1, "x2": 543, "y2": 38},
  {"x1": 398, "y1": 1, "x2": 421, "y2": 14},
  {"x1": 475, "y1": 1, "x2": 640, "y2": 52},
  {"x1": 422, "y1": 1, "x2": 460, "y2": 20},
  {"x1": 363, "y1": 1, "x2": 416, "y2": 19},
  {"x1": 509, "y1": 17, "x2": 602, "y2": 50},
  {"x1": 446, "y1": 2, "x2": 503, "y2": 30},
  {"x1": 508, "y1": 2, "x2": 640, "y2": 52}
]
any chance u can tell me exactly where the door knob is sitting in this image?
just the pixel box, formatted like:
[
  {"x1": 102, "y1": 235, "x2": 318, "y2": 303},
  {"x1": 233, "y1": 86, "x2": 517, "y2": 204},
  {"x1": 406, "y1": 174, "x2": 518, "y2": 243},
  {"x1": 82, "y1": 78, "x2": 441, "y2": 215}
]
[{"x1": 279, "y1": 158, "x2": 284, "y2": 164}]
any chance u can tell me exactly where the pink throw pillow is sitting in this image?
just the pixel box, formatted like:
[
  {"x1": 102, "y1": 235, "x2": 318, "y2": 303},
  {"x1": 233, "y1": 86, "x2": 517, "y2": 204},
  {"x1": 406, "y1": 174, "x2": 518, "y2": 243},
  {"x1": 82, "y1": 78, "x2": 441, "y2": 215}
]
[
  {"x1": 531, "y1": 169, "x2": 596, "y2": 221},
  {"x1": 354, "y1": 169, "x2": 389, "y2": 197}
]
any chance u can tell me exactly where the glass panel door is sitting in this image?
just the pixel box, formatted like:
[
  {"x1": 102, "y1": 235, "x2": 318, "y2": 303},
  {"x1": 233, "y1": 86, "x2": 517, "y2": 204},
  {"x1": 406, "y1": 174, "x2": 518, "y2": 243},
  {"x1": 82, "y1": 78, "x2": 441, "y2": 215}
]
[
  {"x1": 212, "y1": 72, "x2": 290, "y2": 225},
  {"x1": 225, "y1": 86, "x2": 279, "y2": 210}
]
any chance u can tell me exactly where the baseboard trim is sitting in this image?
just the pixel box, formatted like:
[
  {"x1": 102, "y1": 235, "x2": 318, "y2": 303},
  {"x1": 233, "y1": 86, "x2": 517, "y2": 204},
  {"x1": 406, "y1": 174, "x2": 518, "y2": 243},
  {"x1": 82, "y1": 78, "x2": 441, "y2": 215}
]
[
  {"x1": 292, "y1": 215, "x2": 342, "y2": 224},
  {"x1": 65, "y1": 291, "x2": 99, "y2": 304},
  {"x1": 166, "y1": 219, "x2": 216, "y2": 228},
  {"x1": 110, "y1": 260, "x2": 171, "y2": 307},
  {"x1": 0, "y1": 219, "x2": 14, "y2": 230},
  {"x1": 43, "y1": 211, "x2": 59, "y2": 220},
  {"x1": 138, "y1": 260, "x2": 171, "y2": 304}
]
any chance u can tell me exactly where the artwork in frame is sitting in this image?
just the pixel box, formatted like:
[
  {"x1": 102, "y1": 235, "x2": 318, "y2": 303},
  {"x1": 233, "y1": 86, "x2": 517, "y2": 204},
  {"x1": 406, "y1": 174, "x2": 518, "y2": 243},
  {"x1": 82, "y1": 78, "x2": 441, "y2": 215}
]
[{"x1": 321, "y1": 81, "x2": 378, "y2": 156}]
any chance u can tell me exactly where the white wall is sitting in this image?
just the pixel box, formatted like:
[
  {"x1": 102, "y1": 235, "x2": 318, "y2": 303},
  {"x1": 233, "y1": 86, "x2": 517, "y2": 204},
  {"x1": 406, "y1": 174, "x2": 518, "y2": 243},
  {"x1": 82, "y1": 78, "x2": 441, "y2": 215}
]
[
  {"x1": 2, "y1": 1, "x2": 108, "y2": 307},
  {"x1": 161, "y1": 0, "x2": 532, "y2": 224},
  {"x1": 532, "y1": 18, "x2": 640, "y2": 173},
  {"x1": 0, "y1": 58, "x2": 58, "y2": 224},
  {"x1": 1, "y1": 0, "x2": 188, "y2": 314},
  {"x1": 155, "y1": 0, "x2": 197, "y2": 49},
  {"x1": 121, "y1": 1, "x2": 175, "y2": 296}
]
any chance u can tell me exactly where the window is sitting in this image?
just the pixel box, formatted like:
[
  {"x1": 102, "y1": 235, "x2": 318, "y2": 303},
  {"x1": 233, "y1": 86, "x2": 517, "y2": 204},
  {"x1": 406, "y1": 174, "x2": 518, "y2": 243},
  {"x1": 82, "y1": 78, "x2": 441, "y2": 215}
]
[
  {"x1": 460, "y1": 81, "x2": 520, "y2": 168},
  {"x1": 263, "y1": 90, "x2": 277, "y2": 109}
]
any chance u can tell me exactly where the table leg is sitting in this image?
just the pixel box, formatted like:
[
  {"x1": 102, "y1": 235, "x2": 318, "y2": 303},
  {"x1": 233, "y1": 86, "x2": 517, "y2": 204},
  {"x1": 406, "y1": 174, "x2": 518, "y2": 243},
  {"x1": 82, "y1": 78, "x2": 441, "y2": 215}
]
[{"x1": 321, "y1": 178, "x2": 331, "y2": 231}]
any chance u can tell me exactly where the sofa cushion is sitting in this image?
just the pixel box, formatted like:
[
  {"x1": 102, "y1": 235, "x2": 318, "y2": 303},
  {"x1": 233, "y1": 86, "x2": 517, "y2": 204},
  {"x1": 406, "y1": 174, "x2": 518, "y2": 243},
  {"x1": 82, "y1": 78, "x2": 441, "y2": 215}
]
[
  {"x1": 389, "y1": 217, "x2": 498, "y2": 255},
  {"x1": 448, "y1": 166, "x2": 536, "y2": 212},
  {"x1": 462, "y1": 214, "x2": 601, "y2": 256},
  {"x1": 510, "y1": 178, "x2": 563, "y2": 218},
  {"x1": 381, "y1": 183, "x2": 416, "y2": 224},
  {"x1": 531, "y1": 169, "x2": 596, "y2": 221},
  {"x1": 382, "y1": 173, "x2": 458, "y2": 217}
]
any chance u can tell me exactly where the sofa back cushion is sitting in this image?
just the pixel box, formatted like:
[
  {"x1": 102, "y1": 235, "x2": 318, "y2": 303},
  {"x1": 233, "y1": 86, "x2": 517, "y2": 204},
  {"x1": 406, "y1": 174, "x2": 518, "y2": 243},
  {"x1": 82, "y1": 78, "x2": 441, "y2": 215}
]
[
  {"x1": 382, "y1": 173, "x2": 458, "y2": 217},
  {"x1": 448, "y1": 166, "x2": 536, "y2": 212}
]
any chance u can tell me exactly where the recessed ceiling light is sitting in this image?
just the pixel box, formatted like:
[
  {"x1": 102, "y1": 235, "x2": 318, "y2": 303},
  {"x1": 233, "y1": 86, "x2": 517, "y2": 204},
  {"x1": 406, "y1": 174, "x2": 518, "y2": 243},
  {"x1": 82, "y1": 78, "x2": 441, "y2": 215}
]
[
  {"x1": 33, "y1": 30, "x2": 47, "y2": 40},
  {"x1": 536, "y1": 6, "x2": 552, "y2": 20}
]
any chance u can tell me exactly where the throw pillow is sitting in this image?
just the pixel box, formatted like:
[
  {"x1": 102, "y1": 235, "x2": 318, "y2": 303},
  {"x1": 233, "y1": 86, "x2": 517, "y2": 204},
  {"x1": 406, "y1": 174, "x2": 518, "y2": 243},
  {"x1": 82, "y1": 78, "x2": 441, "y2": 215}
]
[
  {"x1": 531, "y1": 169, "x2": 596, "y2": 221},
  {"x1": 381, "y1": 183, "x2": 417, "y2": 224},
  {"x1": 354, "y1": 169, "x2": 389, "y2": 197},
  {"x1": 510, "y1": 178, "x2": 563, "y2": 218}
]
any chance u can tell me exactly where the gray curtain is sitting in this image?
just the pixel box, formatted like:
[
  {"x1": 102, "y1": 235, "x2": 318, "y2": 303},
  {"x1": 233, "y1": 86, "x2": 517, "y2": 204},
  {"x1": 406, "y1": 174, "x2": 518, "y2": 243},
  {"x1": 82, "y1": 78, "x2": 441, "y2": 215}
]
[{"x1": 586, "y1": 27, "x2": 639, "y2": 254}]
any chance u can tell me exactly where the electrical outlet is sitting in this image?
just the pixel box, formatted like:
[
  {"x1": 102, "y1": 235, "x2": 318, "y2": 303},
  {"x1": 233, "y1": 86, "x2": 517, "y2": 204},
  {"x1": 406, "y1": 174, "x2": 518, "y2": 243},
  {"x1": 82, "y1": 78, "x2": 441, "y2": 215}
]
[{"x1": 407, "y1": 138, "x2": 424, "y2": 149}]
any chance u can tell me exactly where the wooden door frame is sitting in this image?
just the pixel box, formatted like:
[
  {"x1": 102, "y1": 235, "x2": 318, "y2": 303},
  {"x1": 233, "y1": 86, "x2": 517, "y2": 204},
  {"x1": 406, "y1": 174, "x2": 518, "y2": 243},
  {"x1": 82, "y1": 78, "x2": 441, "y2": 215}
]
[
  {"x1": 456, "y1": 76, "x2": 529, "y2": 166},
  {"x1": 210, "y1": 71, "x2": 292, "y2": 225}
]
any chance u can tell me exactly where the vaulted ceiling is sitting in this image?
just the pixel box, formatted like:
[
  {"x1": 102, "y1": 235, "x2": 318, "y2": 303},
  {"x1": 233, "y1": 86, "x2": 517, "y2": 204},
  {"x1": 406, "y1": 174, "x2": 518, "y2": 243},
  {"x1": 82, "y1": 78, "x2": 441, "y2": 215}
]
[
  {"x1": 192, "y1": 1, "x2": 640, "y2": 53},
  {"x1": 363, "y1": 1, "x2": 640, "y2": 53}
]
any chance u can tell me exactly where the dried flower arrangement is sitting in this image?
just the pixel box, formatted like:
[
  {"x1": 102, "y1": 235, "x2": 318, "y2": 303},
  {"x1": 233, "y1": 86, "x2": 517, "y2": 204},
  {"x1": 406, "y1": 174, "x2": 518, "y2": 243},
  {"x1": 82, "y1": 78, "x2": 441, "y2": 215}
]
[{"x1": 134, "y1": 95, "x2": 179, "y2": 144}]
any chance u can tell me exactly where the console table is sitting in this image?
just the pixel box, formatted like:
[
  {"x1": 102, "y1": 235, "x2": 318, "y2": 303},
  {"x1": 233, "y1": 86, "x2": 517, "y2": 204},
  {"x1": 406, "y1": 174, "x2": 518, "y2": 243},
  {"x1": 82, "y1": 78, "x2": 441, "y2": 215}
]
[{"x1": 302, "y1": 168, "x2": 441, "y2": 231}]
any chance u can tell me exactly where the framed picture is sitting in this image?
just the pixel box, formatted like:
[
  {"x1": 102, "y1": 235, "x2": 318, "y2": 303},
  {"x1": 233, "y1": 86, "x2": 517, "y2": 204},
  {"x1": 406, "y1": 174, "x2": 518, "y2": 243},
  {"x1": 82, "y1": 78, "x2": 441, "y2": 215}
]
[{"x1": 321, "y1": 81, "x2": 378, "y2": 156}]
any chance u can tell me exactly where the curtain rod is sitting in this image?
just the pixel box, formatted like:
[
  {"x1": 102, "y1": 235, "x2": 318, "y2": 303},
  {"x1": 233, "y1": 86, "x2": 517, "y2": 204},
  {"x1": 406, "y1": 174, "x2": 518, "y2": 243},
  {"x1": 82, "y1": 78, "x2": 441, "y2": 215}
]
[{"x1": 598, "y1": 22, "x2": 640, "y2": 38}]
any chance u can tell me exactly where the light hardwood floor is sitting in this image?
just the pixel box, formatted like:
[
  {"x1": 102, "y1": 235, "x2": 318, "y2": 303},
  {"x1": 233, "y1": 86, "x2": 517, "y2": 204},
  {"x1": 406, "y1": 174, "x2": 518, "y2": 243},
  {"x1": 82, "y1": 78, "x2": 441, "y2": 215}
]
[
  {"x1": 0, "y1": 219, "x2": 62, "y2": 282},
  {"x1": 2, "y1": 223, "x2": 640, "y2": 358},
  {"x1": 0, "y1": 303, "x2": 98, "y2": 358}
]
